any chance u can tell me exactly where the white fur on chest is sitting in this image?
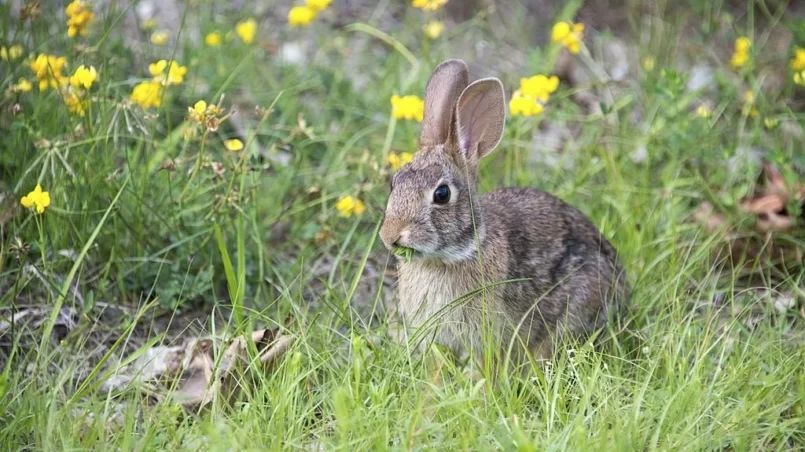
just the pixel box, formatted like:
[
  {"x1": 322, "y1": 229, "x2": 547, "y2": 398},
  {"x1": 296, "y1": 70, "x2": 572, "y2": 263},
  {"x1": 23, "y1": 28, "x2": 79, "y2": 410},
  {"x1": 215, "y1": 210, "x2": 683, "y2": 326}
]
[{"x1": 396, "y1": 261, "x2": 485, "y2": 356}]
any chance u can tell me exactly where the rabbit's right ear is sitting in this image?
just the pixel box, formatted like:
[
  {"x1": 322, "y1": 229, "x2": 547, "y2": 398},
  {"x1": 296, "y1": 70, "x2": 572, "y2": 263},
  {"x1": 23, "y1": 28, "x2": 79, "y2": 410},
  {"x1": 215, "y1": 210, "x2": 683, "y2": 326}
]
[{"x1": 420, "y1": 59, "x2": 469, "y2": 146}]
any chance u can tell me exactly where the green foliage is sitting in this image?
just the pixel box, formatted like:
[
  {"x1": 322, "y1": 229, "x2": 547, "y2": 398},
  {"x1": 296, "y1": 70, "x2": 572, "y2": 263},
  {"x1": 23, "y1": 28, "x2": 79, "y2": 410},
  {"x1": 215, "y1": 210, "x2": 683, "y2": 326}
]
[{"x1": 1, "y1": 0, "x2": 804, "y2": 450}]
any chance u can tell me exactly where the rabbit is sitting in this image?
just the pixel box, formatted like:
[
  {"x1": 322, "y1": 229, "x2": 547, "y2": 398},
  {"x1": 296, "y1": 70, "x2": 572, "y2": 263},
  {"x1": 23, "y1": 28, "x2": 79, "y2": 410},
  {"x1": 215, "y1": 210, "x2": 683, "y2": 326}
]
[{"x1": 379, "y1": 59, "x2": 630, "y2": 366}]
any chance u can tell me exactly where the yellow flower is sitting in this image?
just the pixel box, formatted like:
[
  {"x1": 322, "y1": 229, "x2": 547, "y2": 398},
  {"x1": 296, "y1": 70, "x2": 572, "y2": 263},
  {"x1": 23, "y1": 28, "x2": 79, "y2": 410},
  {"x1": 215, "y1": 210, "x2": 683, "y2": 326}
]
[
  {"x1": 306, "y1": 0, "x2": 332, "y2": 11},
  {"x1": 0, "y1": 45, "x2": 24, "y2": 61},
  {"x1": 149, "y1": 60, "x2": 187, "y2": 85},
  {"x1": 336, "y1": 196, "x2": 365, "y2": 218},
  {"x1": 741, "y1": 90, "x2": 758, "y2": 117},
  {"x1": 63, "y1": 89, "x2": 87, "y2": 116},
  {"x1": 424, "y1": 20, "x2": 444, "y2": 39},
  {"x1": 205, "y1": 32, "x2": 222, "y2": 47},
  {"x1": 735, "y1": 37, "x2": 751, "y2": 53},
  {"x1": 69, "y1": 65, "x2": 97, "y2": 90},
  {"x1": 65, "y1": 0, "x2": 94, "y2": 38},
  {"x1": 12, "y1": 78, "x2": 33, "y2": 93},
  {"x1": 794, "y1": 70, "x2": 805, "y2": 86},
  {"x1": 790, "y1": 47, "x2": 805, "y2": 72},
  {"x1": 730, "y1": 37, "x2": 751, "y2": 69},
  {"x1": 388, "y1": 152, "x2": 413, "y2": 171},
  {"x1": 288, "y1": 6, "x2": 317, "y2": 27},
  {"x1": 29, "y1": 54, "x2": 68, "y2": 91},
  {"x1": 695, "y1": 105, "x2": 711, "y2": 118},
  {"x1": 641, "y1": 56, "x2": 655, "y2": 72},
  {"x1": 20, "y1": 184, "x2": 51, "y2": 214},
  {"x1": 519, "y1": 74, "x2": 559, "y2": 102},
  {"x1": 141, "y1": 18, "x2": 158, "y2": 31},
  {"x1": 224, "y1": 139, "x2": 244, "y2": 151},
  {"x1": 730, "y1": 51, "x2": 749, "y2": 69},
  {"x1": 763, "y1": 117, "x2": 778, "y2": 130},
  {"x1": 150, "y1": 30, "x2": 170, "y2": 46},
  {"x1": 189, "y1": 100, "x2": 208, "y2": 122},
  {"x1": 188, "y1": 100, "x2": 225, "y2": 128},
  {"x1": 390, "y1": 95, "x2": 425, "y2": 122},
  {"x1": 552, "y1": 21, "x2": 584, "y2": 54},
  {"x1": 130, "y1": 80, "x2": 162, "y2": 109},
  {"x1": 509, "y1": 89, "x2": 544, "y2": 117},
  {"x1": 412, "y1": 0, "x2": 448, "y2": 11},
  {"x1": 148, "y1": 60, "x2": 167, "y2": 77},
  {"x1": 236, "y1": 18, "x2": 257, "y2": 43}
]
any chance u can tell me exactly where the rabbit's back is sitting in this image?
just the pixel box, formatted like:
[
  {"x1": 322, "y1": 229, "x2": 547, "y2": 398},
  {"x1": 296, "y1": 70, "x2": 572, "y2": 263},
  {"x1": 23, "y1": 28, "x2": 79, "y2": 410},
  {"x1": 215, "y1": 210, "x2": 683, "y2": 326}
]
[{"x1": 481, "y1": 187, "x2": 629, "y2": 353}]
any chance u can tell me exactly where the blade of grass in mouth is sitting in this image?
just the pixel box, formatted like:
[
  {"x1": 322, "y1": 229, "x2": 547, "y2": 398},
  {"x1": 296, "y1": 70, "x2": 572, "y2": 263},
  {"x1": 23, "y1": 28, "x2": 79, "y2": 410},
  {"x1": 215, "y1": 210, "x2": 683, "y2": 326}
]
[{"x1": 392, "y1": 246, "x2": 414, "y2": 262}]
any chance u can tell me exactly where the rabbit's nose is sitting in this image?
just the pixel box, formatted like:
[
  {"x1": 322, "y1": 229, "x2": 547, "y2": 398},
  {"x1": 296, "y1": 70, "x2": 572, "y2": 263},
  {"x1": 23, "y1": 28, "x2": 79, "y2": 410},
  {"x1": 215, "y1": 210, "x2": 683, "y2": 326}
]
[{"x1": 379, "y1": 218, "x2": 404, "y2": 249}]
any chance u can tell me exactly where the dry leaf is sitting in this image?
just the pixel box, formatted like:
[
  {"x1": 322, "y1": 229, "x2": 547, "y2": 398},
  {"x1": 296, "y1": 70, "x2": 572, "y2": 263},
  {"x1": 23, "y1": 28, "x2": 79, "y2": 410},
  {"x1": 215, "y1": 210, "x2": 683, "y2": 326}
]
[
  {"x1": 100, "y1": 321, "x2": 295, "y2": 411},
  {"x1": 739, "y1": 193, "x2": 785, "y2": 215}
]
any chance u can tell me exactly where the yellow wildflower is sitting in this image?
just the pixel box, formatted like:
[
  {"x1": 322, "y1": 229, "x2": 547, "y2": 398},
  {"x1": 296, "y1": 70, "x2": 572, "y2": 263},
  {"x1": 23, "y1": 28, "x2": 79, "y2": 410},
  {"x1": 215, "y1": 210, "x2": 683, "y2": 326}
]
[
  {"x1": 552, "y1": 21, "x2": 584, "y2": 54},
  {"x1": 288, "y1": 6, "x2": 317, "y2": 27},
  {"x1": 519, "y1": 74, "x2": 559, "y2": 102},
  {"x1": 730, "y1": 37, "x2": 751, "y2": 69},
  {"x1": 188, "y1": 100, "x2": 225, "y2": 128},
  {"x1": 189, "y1": 100, "x2": 208, "y2": 122},
  {"x1": 150, "y1": 30, "x2": 170, "y2": 46},
  {"x1": 65, "y1": 0, "x2": 94, "y2": 38},
  {"x1": 390, "y1": 95, "x2": 425, "y2": 122},
  {"x1": 641, "y1": 56, "x2": 655, "y2": 72},
  {"x1": 141, "y1": 18, "x2": 158, "y2": 31},
  {"x1": 794, "y1": 70, "x2": 805, "y2": 86},
  {"x1": 424, "y1": 20, "x2": 444, "y2": 39},
  {"x1": 735, "y1": 37, "x2": 751, "y2": 53},
  {"x1": 306, "y1": 0, "x2": 332, "y2": 10},
  {"x1": 149, "y1": 60, "x2": 188, "y2": 85},
  {"x1": 205, "y1": 32, "x2": 222, "y2": 47},
  {"x1": 412, "y1": 0, "x2": 448, "y2": 12},
  {"x1": 790, "y1": 47, "x2": 805, "y2": 72},
  {"x1": 63, "y1": 89, "x2": 87, "y2": 116},
  {"x1": 20, "y1": 184, "x2": 51, "y2": 214},
  {"x1": 224, "y1": 139, "x2": 244, "y2": 151},
  {"x1": 12, "y1": 78, "x2": 33, "y2": 93},
  {"x1": 388, "y1": 152, "x2": 413, "y2": 171},
  {"x1": 1, "y1": 45, "x2": 24, "y2": 61},
  {"x1": 29, "y1": 54, "x2": 68, "y2": 91},
  {"x1": 130, "y1": 80, "x2": 162, "y2": 109},
  {"x1": 236, "y1": 18, "x2": 257, "y2": 43},
  {"x1": 148, "y1": 60, "x2": 167, "y2": 76},
  {"x1": 69, "y1": 65, "x2": 97, "y2": 90},
  {"x1": 336, "y1": 196, "x2": 365, "y2": 218},
  {"x1": 509, "y1": 89, "x2": 544, "y2": 117},
  {"x1": 763, "y1": 117, "x2": 778, "y2": 130},
  {"x1": 695, "y1": 105, "x2": 711, "y2": 118},
  {"x1": 742, "y1": 90, "x2": 758, "y2": 117}
]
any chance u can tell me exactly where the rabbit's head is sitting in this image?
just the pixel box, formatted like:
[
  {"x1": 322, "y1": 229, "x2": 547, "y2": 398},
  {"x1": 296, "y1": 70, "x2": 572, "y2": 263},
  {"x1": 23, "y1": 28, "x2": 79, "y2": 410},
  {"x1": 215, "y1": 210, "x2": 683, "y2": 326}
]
[{"x1": 380, "y1": 59, "x2": 506, "y2": 262}]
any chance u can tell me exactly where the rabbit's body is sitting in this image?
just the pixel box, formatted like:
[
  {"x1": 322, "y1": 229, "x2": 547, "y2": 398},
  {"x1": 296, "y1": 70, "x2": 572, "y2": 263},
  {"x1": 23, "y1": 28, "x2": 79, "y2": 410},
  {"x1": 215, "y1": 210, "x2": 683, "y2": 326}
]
[
  {"x1": 380, "y1": 59, "x2": 629, "y2": 364},
  {"x1": 397, "y1": 187, "x2": 627, "y2": 359}
]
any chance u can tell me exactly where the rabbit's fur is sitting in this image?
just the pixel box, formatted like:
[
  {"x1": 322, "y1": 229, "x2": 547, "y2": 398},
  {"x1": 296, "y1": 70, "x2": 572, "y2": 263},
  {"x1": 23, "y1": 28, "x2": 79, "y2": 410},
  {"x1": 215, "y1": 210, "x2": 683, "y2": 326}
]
[{"x1": 380, "y1": 59, "x2": 629, "y2": 363}]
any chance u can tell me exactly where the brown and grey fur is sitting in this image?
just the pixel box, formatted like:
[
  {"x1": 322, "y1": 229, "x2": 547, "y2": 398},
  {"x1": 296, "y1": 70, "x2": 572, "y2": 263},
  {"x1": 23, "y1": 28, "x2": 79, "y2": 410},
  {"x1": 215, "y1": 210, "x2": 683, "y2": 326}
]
[{"x1": 380, "y1": 59, "x2": 630, "y2": 364}]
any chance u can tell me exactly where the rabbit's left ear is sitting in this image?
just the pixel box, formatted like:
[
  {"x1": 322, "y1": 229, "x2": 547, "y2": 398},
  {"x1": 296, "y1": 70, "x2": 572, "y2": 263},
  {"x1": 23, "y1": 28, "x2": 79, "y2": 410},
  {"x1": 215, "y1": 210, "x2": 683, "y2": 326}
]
[{"x1": 454, "y1": 78, "x2": 506, "y2": 162}]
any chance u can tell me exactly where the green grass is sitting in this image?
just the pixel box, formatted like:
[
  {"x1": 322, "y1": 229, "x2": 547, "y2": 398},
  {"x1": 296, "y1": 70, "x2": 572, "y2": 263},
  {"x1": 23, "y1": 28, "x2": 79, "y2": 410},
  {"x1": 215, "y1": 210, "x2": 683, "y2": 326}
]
[{"x1": 2, "y1": 0, "x2": 805, "y2": 450}]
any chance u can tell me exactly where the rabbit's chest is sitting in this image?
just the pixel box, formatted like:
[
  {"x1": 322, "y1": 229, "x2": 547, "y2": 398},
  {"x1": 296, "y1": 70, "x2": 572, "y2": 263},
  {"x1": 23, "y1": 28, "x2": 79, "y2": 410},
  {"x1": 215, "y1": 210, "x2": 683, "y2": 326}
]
[{"x1": 396, "y1": 262, "x2": 486, "y2": 354}]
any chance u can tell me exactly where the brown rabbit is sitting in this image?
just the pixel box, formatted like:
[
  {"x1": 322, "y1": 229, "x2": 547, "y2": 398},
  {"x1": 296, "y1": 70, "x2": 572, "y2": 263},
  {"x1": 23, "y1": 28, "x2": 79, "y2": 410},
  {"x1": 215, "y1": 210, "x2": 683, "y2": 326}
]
[{"x1": 379, "y1": 59, "x2": 630, "y2": 364}]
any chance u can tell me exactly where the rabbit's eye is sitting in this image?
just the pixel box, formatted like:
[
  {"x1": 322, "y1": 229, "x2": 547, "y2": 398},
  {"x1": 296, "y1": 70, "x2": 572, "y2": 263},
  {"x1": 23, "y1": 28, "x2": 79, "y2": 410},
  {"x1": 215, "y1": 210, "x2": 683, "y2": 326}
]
[{"x1": 433, "y1": 185, "x2": 450, "y2": 204}]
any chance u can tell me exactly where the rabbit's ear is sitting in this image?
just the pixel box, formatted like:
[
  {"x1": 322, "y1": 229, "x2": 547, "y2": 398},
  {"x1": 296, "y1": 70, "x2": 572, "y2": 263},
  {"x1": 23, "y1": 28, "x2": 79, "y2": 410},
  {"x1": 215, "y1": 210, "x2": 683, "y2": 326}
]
[
  {"x1": 454, "y1": 78, "x2": 506, "y2": 162},
  {"x1": 420, "y1": 59, "x2": 469, "y2": 146}
]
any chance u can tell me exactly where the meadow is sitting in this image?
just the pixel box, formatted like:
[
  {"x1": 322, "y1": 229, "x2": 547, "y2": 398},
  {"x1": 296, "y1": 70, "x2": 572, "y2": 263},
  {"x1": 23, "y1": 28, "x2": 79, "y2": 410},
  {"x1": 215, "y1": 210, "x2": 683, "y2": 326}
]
[{"x1": 1, "y1": 0, "x2": 805, "y2": 450}]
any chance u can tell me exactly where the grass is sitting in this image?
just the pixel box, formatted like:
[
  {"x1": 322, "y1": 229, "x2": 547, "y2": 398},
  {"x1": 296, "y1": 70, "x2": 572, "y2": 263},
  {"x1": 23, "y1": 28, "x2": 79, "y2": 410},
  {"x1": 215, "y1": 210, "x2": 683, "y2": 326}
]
[{"x1": 2, "y1": 0, "x2": 805, "y2": 450}]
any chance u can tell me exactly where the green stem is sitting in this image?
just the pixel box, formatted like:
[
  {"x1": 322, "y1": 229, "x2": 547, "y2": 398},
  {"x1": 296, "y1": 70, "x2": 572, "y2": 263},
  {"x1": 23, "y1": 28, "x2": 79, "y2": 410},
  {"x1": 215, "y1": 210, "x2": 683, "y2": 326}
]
[{"x1": 180, "y1": 129, "x2": 208, "y2": 202}]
